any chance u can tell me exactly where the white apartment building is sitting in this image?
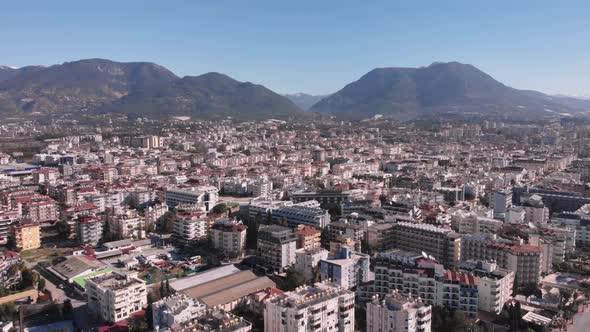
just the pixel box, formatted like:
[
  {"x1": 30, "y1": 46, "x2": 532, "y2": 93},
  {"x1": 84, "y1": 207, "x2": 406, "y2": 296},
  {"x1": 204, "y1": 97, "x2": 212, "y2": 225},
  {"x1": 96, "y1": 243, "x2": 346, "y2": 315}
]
[
  {"x1": 295, "y1": 247, "x2": 329, "y2": 281},
  {"x1": 211, "y1": 218, "x2": 248, "y2": 258},
  {"x1": 459, "y1": 260, "x2": 515, "y2": 314},
  {"x1": 144, "y1": 203, "x2": 168, "y2": 228},
  {"x1": 451, "y1": 211, "x2": 503, "y2": 235},
  {"x1": 173, "y1": 214, "x2": 208, "y2": 244},
  {"x1": 165, "y1": 186, "x2": 218, "y2": 211},
  {"x1": 113, "y1": 216, "x2": 143, "y2": 239},
  {"x1": 248, "y1": 198, "x2": 293, "y2": 221},
  {"x1": 257, "y1": 225, "x2": 298, "y2": 273},
  {"x1": 461, "y1": 234, "x2": 541, "y2": 286},
  {"x1": 367, "y1": 291, "x2": 432, "y2": 332},
  {"x1": 77, "y1": 216, "x2": 104, "y2": 247},
  {"x1": 365, "y1": 250, "x2": 479, "y2": 318},
  {"x1": 152, "y1": 294, "x2": 207, "y2": 332},
  {"x1": 491, "y1": 189, "x2": 512, "y2": 219},
  {"x1": 264, "y1": 282, "x2": 355, "y2": 332},
  {"x1": 320, "y1": 247, "x2": 372, "y2": 290},
  {"x1": 86, "y1": 272, "x2": 147, "y2": 324}
]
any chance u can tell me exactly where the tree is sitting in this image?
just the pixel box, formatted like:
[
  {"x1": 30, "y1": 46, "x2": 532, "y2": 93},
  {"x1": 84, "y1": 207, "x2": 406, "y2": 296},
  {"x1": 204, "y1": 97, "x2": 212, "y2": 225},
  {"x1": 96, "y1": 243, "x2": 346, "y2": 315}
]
[
  {"x1": 284, "y1": 269, "x2": 307, "y2": 291},
  {"x1": 157, "y1": 211, "x2": 176, "y2": 233},
  {"x1": 0, "y1": 303, "x2": 16, "y2": 321},
  {"x1": 210, "y1": 203, "x2": 228, "y2": 215},
  {"x1": 431, "y1": 306, "x2": 469, "y2": 332},
  {"x1": 266, "y1": 211, "x2": 273, "y2": 225},
  {"x1": 63, "y1": 299, "x2": 73, "y2": 315},
  {"x1": 320, "y1": 226, "x2": 331, "y2": 249},
  {"x1": 38, "y1": 278, "x2": 46, "y2": 291},
  {"x1": 56, "y1": 220, "x2": 71, "y2": 238},
  {"x1": 279, "y1": 216, "x2": 288, "y2": 227},
  {"x1": 145, "y1": 292, "x2": 155, "y2": 330}
]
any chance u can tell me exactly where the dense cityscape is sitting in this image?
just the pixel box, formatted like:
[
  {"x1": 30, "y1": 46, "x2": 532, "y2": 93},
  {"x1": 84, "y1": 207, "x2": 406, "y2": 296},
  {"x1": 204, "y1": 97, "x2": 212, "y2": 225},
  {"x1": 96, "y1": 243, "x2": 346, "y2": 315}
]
[{"x1": 1, "y1": 115, "x2": 590, "y2": 331}]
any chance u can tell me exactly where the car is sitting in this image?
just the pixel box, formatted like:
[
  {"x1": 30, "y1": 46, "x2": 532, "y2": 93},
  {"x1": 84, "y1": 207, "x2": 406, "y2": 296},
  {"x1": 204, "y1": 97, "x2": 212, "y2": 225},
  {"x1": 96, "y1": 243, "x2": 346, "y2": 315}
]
[{"x1": 57, "y1": 284, "x2": 65, "y2": 289}]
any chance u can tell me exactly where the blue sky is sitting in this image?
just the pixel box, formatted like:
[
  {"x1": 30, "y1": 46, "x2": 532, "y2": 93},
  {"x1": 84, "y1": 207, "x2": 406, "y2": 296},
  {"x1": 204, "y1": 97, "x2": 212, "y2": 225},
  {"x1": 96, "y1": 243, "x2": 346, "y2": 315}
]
[{"x1": 1, "y1": 1, "x2": 589, "y2": 96}]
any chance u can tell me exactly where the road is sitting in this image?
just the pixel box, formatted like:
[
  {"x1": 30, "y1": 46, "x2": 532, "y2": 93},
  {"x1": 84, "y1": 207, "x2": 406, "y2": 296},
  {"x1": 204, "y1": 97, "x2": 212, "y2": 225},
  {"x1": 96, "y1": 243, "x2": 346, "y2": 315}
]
[
  {"x1": 570, "y1": 308, "x2": 590, "y2": 332},
  {"x1": 34, "y1": 263, "x2": 100, "y2": 330}
]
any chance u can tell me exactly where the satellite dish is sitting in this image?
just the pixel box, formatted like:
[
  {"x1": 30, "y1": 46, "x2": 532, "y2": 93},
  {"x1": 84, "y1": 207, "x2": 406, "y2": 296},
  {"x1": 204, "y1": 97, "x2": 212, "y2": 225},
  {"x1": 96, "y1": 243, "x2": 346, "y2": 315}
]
[{"x1": 422, "y1": 251, "x2": 428, "y2": 258}]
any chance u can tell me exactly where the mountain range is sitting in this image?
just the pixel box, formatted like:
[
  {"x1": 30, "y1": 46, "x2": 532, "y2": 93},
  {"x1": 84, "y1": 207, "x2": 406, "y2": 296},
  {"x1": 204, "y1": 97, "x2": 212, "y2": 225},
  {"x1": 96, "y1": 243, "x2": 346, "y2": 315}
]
[
  {"x1": 310, "y1": 62, "x2": 590, "y2": 120},
  {"x1": 1, "y1": 59, "x2": 588, "y2": 121}
]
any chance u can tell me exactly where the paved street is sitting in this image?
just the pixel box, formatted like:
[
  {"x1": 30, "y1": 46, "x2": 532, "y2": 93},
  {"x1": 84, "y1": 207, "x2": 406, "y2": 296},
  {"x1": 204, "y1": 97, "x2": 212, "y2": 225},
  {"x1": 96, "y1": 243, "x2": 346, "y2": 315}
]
[
  {"x1": 570, "y1": 308, "x2": 590, "y2": 332},
  {"x1": 34, "y1": 263, "x2": 99, "y2": 330}
]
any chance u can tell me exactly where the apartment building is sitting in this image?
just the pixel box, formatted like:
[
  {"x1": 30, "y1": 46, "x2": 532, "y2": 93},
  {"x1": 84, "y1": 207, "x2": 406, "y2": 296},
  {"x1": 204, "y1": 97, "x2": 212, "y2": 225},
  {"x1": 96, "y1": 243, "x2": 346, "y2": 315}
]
[
  {"x1": 152, "y1": 294, "x2": 207, "y2": 332},
  {"x1": 165, "y1": 186, "x2": 218, "y2": 211},
  {"x1": 211, "y1": 218, "x2": 248, "y2": 258},
  {"x1": 0, "y1": 210, "x2": 19, "y2": 245},
  {"x1": 10, "y1": 221, "x2": 40, "y2": 251},
  {"x1": 320, "y1": 247, "x2": 371, "y2": 290},
  {"x1": 86, "y1": 272, "x2": 147, "y2": 324},
  {"x1": 295, "y1": 225, "x2": 321, "y2": 249},
  {"x1": 257, "y1": 225, "x2": 297, "y2": 273},
  {"x1": 366, "y1": 291, "x2": 432, "y2": 332},
  {"x1": 264, "y1": 282, "x2": 355, "y2": 332},
  {"x1": 461, "y1": 234, "x2": 541, "y2": 286},
  {"x1": 173, "y1": 213, "x2": 208, "y2": 244},
  {"x1": 491, "y1": 189, "x2": 512, "y2": 219},
  {"x1": 451, "y1": 211, "x2": 502, "y2": 235},
  {"x1": 388, "y1": 222, "x2": 462, "y2": 268},
  {"x1": 295, "y1": 247, "x2": 329, "y2": 281},
  {"x1": 77, "y1": 216, "x2": 104, "y2": 247},
  {"x1": 366, "y1": 250, "x2": 479, "y2": 318},
  {"x1": 272, "y1": 205, "x2": 331, "y2": 228},
  {"x1": 327, "y1": 219, "x2": 366, "y2": 244},
  {"x1": 247, "y1": 199, "x2": 293, "y2": 221},
  {"x1": 459, "y1": 260, "x2": 514, "y2": 314},
  {"x1": 290, "y1": 190, "x2": 351, "y2": 207}
]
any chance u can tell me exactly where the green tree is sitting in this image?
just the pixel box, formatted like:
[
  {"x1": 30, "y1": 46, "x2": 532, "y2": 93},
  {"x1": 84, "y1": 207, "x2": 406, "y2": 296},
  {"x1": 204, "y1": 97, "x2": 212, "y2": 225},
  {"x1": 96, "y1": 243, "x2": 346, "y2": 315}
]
[
  {"x1": 210, "y1": 203, "x2": 228, "y2": 215},
  {"x1": 284, "y1": 269, "x2": 307, "y2": 291},
  {"x1": 56, "y1": 220, "x2": 71, "y2": 238},
  {"x1": 38, "y1": 278, "x2": 46, "y2": 291},
  {"x1": 266, "y1": 211, "x2": 273, "y2": 225},
  {"x1": 157, "y1": 211, "x2": 176, "y2": 233}
]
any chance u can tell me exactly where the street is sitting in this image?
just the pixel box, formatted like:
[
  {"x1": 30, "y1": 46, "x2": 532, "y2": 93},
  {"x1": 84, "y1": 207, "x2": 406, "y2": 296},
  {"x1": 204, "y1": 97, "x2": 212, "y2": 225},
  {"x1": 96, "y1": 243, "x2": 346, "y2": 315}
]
[{"x1": 34, "y1": 263, "x2": 100, "y2": 331}]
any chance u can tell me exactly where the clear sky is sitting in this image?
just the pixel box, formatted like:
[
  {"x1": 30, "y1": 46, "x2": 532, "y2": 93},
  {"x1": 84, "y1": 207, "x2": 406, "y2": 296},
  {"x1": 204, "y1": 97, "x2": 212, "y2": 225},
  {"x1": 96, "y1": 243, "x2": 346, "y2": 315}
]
[{"x1": 1, "y1": 1, "x2": 589, "y2": 96}]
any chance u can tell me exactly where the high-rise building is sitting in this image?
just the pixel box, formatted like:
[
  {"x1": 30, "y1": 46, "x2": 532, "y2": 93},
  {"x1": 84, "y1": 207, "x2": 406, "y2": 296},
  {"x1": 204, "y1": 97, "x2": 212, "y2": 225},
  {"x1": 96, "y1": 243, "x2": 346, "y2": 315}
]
[
  {"x1": 257, "y1": 225, "x2": 297, "y2": 273},
  {"x1": 320, "y1": 247, "x2": 371, "y2": 290},
  {"x1": 211, "y1": 218, "x2": 248, "y2": 258},
  {"x1": 363, "y1": 250, "x2": 479, "y2": 318},
  {"x1": 86, "y1": 272, "x2": 147, "y2": 324},
  {"x1": 388, "y1": 222, "x2": 462, "y2": 268},
  {"x1": 264, "y1": 282, "x2": 355, "y2": 332},
  {"x1": 165, "y1": 186, "x2": 218, "y2": 211},
  {"x1": 461, "y1": 234, "x2": 541, "y2": 286},
  {"x1": 10, "y1": 221, "x2": 40, "y2": 251},
  {"x1": 152, "y1": 294, "x2": 207, "y2": 332},
  {"x1": 366, "y1": 291, "x2": 432, "y2": 332},
  {"x1": 459, "y1": 260, "x2": 514, "y2": 314}
]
